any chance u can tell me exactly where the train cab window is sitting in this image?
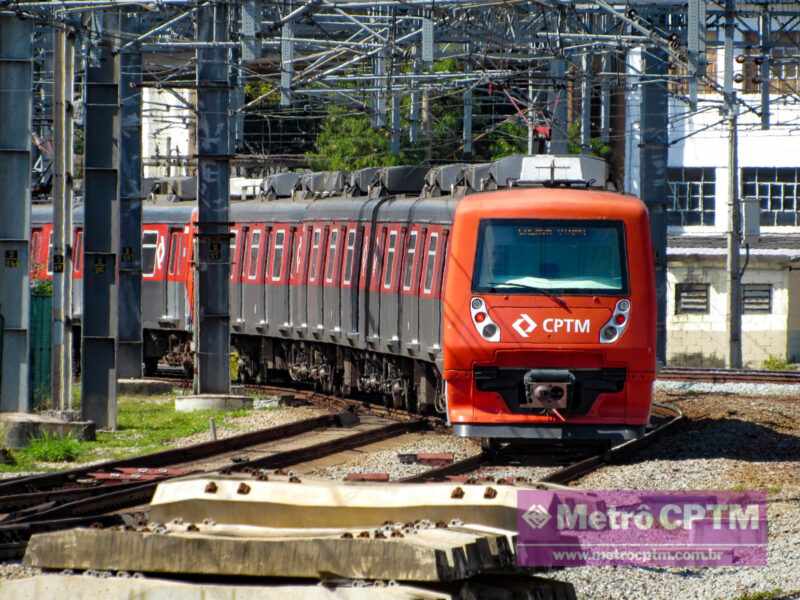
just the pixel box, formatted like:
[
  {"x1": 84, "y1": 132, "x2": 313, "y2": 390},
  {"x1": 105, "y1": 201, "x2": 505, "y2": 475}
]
[
  {"x1": 142, "y1": 231, "x2": 158, "y2": 276},
  {"x1": 423, "y1": 233, "x2": 439, "y2": 294},
  {"x1": 383, "y1": 231, "x2": 398, "y2": 289},
  {"x1": 272, "y1": 230, "x2": 285, "y2": 281},
  {"x1": 168, "y1": 232, "x2": 182, "y2": 275},
  {"x1": 402, "y1": 231, "x2": 418, "y2": 291},
  {"x1": 325, "y1": 229, "x2": 339, "y2": 283},
  {"x1": 309, "y1": 228, "x2": 322, "y2": 282},
  {"x1": 343, "y1": 229, "x2": 357, "y2": 285},
  {"x1": 46, "y1": 231, "x2": 54, "y2": 274},
  {"x1": 472, "y1": 220, "x2": 628, "y2": 294}
]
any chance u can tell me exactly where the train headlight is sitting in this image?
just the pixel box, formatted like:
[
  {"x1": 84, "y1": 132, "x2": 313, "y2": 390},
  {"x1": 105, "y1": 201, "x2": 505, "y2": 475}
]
[
  {"x1": 600, "y1": 299, "x2": 631, "y2": 344},
  {"x1": 470, "y1": 297, "x2": 500, "y2": 343}
]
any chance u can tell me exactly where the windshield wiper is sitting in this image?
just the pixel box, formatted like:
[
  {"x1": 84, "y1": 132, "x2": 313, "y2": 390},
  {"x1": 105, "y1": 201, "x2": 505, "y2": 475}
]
[{"x1": 486, "y1": 282, "x2": 569, "y2": 309}]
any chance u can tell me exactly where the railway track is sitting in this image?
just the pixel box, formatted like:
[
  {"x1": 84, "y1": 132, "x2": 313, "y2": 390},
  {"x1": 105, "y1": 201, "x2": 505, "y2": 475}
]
[
  {"x1": 658, "y1": 367, "x2": 800, "y2": 385},
  {"x1": 0, "y1": 389, "x2": 683, "y2": 560}
]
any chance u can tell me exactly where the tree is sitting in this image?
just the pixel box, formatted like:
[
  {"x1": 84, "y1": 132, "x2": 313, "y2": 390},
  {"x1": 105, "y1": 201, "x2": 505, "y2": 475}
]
[{"x1": 305, "y1": 106, "x2": 405, "y2": 171}]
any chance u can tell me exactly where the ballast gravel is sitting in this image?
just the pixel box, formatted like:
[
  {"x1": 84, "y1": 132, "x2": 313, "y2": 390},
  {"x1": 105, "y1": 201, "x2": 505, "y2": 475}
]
[{"x1": 549, "y1": 392, "x2": 800, "y2": 600}]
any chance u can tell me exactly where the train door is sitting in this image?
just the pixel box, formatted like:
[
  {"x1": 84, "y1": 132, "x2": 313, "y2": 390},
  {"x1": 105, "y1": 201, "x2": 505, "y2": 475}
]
[
  {"x1": 306, "y1": 225, "x2": 327, "y2": 334},
  {"x1": 165, "y1": 228, "x2": 184, "y2": 324},
  {"x1": 141, "y1": 228, "x2": 162, "y2": 329},
  {"x1": 418, "y1": 228, "x2": 448, "y2": 354},
  {"x1": 379, "y1": 226, "x2": 401, "y2": 349},
  {"x1": 289, "y1": 225, "x2": 310, "y2": 332},
  {"x1": 244, "y1": 226, "x2": 266, "y2": 332},
  {"x1": 266, "y1": 226, "x2": 290, "y2": 335},
  {"x1": 322, "y1": 224, "x2": 343, "y2": 336},
  {"x1": 399, "y1": 226, "x2": 423, "y2": 352},
  {"x1": 230, "y1": 226, "x2": 246, "y2": 328},
  {"x1": 341, "y1": 225, "x2": 362, "y2": 336}
]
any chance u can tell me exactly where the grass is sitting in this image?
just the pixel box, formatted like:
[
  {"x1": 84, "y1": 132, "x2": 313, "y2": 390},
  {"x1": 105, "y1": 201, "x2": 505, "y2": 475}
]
[
  {"x1": 761, "y1": 355, "x2": 794, "y2": 371},
  {"x1": 1, "y1": 394, "x2": 252, "y2": 473}
]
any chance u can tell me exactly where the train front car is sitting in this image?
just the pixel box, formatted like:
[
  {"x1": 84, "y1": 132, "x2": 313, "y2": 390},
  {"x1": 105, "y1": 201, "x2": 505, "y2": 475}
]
[{"x1": 442, "y1": 187, "x2": 656, "y2": 444}]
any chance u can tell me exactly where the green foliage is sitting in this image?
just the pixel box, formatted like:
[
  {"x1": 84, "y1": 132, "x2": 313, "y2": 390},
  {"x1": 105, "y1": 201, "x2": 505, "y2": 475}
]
[
  {"x1": 485, "y1": 119, "x2": 529, "y2": 160},
  {"x1": 306, "y1": 106, "x2": 406, "y2": 171},
  {"x1": 762, "y1": 355, "x2": 794, "y2": 371},
  {"x1": 26, "y1": 432, "x2": 81, "y2": 462},
  {"x1": 567, "y1": 121, "x2": 611, "y2": 159},
  {"x1": 31, "y1": 278, "x2": 53, "y2": 296},
  {"x1": 244, "y1": 81, "x2": 278, "y2": 106}
]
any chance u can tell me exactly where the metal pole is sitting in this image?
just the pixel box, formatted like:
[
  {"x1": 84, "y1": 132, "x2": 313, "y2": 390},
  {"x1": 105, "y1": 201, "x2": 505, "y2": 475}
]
[
  {"x1": 117, "y1": 10, "x2": 143, "y2": 378},
  {"x1": 759, "y1": 7, "x2": 770, "y2": 130},
  {"x1": 52, "y1": 29, "x2": 67, "y2": 410},
  {"x1": 724, "y1": 0, "x2": 742, "y2": 368},
  {"x1": 463, "y1": 42, "x2": 472, "y2": 157},
  {"x1": 548, "y1": 58, "x2": 568, "y2": 154},
  {"x1": 640, "y1": 33, "x2": 669, "y2": 367},
  {"x1": 195, "y1": 0, "x2": 232, "y2": 395},
  {"x1": 63, "y1": 33, "x2": 74, "y2": 402},
  {"x1": 0, "y1": 14, "x2": 33, "y2": 412},
  {"x1": 81, "y1": 11, "x2": 119, "y2": 428},
  {"x1": 581, "y1": 52, "x2": 592, "y2": 150}
]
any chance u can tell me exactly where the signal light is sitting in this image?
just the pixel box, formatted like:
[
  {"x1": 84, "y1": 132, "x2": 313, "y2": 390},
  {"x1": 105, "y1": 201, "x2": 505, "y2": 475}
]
[
  {"x1": 475, "y1": 312, "x2": 487, "y2": 323},
  {"x1": 470, "y1": 297, "x2": 500, "y2": 342},
  {"x1": 600, "y1": 299, "x2": 631, "y2": 344},
  {"x1": 471, "y1": 298, "x2": 484, "y2": 310},
  {"x1": 602, "y1": 326, "x2": 617, "y2": 341},
  {"x1": 482, "y1": 324, "x2": 498, "y2": 339},
  {"x1": 614, "y1": 314, "x2": 626, "y2": 325}
]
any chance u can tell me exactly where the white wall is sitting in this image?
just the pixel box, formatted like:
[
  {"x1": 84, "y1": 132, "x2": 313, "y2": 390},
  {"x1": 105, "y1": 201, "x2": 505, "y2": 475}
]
[{"x1": 141, "y1": 88, "x2": 195, "y2": 179}]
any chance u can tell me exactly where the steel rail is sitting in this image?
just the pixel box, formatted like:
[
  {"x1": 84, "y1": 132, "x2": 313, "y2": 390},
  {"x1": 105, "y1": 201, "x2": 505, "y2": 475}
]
[{"x1": 0, "y1": 413, "x2": 338, "y2": 497}]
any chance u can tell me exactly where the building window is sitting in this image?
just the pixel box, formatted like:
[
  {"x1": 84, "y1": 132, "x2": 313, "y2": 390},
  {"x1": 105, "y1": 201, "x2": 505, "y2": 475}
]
[
  {"x1": 770, "y1": 31, "x2": 800, "y2": 94},
  {"x1": 667, "y1": 168, "x2": 716, "y2": 226},
  {"x1": 675, "y1": 283, "x2": 709, "y2": 314},
  {"x1": 742, "y1": 167, "x2": 800, "y2": 226},
  {"x1": 742, "y1": 284, "x2": 772, "y2": 314}
]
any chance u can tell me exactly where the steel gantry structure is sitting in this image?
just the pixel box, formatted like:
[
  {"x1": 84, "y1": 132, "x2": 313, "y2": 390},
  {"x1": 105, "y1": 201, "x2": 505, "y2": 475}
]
[{"x1": 1, "y1": 0, "x2": 798, "y2": 415}]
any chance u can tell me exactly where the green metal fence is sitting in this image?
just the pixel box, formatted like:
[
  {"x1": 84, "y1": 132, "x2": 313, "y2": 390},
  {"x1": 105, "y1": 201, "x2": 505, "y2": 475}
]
[{"x1": 29, "y1": 288, "x2": 52, "y2": 408}]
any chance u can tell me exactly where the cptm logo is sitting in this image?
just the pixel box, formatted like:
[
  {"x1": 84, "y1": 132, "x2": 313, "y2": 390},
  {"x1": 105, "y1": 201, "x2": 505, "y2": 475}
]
[
  {"x1": 523, "y1": 504, "x2": 551, "y2": 529},
  {"x1": 512, "y1": 313, "x2": 538, "y2": 338}
]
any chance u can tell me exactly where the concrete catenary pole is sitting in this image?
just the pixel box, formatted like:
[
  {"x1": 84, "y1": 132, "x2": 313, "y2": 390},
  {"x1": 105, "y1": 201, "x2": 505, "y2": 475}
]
[
  {"x1": 0, "y1": 14, "x2": 33, "y2": 412},
  {"x1": 63, "y1": 33, "x2": 75, "y2": 397},
  {"x1": 724, "y1": 0, "x2": 742, "y2": 368},
  {"x1": 81, "y1": 12, "x2": 119, "y2": 428},
  {"x1": 52, "y1": 29, "x2": 67, "y2": 410},
  {"x1": 195, "y1": 1, "x2": 232, "y2": 395},
  {"x1": 117, "y1": 10, "x2": 144, "y2": 378}
]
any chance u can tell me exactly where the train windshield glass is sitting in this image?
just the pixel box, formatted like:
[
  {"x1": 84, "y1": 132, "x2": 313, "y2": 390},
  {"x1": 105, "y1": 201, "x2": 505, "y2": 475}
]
[{"x1": 472, "y1": 219, "x2": 628, "y2": 294}]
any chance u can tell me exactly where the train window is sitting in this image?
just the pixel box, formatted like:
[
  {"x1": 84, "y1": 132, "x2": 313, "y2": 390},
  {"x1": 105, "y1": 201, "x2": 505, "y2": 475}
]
[
  {"x1": 74, "y1": 230, "x2": 83, "y2": 272},
  {"x1": 325, "y1": 229, "x2": 339, "y2": 283},
  {"x1": 343, "y1": 229, "x2": 357, "y2": 285},
  {"x1": 383, "y1": 231, "x2": 398, "y2": 289},
  {"x1": 423, "y1": 233, "x2": 439, "y2": 294},
  {"x1": 247, "y1": 230, "x2": 261, "y2": 278},
  {"x1": 309, "y1": 229, "x2": 322, "y2": 281},
  {"x1": 168, "y1": 232, "x2": 182, "y2": 275},
  {"x1": 402, "y1": 231, "x2": 418, "y2": 291},
  {"x1": 46, "y1": 231, "x2": 54, "y2": 274},
  {"x1": 142, "y1": 231, "x2": 158, "y2": 276},
  {"x1": 292, "y1": 229, "x2": 305, "y2": 277},
  {"x1": 272, "y1": 230, "x2": 285, "y2": 281},
  {"x1": 675, "y1": 283, "x2": 709, "y2": 314}
]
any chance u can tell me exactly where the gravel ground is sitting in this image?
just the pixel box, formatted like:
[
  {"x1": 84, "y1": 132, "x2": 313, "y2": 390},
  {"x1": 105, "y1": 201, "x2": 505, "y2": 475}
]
[
  {"x1": 0, "y1": 562, "x2": 40, "y2": 580},
  {"x1": 655, "y1": 379, "x2": 800, "y2": 398},
  {"x1": 551, "y1": 392, "x2": 800, "y2": 600},
  {"x1": 174, "y1": 405, "x2": 328, "y2": 448},
  {"x1": 307, "y1": 434, "x2": 482, "y2": 480}
]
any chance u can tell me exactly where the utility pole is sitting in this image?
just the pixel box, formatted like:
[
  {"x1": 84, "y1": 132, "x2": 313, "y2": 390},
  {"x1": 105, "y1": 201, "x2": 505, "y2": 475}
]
[
  {"x1": 0, "y1": 13, "x2": 33, "y2": 412},
  {"x1": 194, "y1": 1, "x2": 232, "y2": 395},
  {"x1": 63, "y1": 32, "x2": 75, "y2": 399},
  {"x1": 81, "y1": 11, "x2": 119, "y2": 428},
  {"x1": 724, "y1": 0, "x2": 742, "y2": 368}
]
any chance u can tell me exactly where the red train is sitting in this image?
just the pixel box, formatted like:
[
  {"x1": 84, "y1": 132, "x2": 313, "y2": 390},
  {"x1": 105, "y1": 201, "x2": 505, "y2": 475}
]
[{"x1": 31, "y1": 157, "x2": 656, "y2": 443}]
